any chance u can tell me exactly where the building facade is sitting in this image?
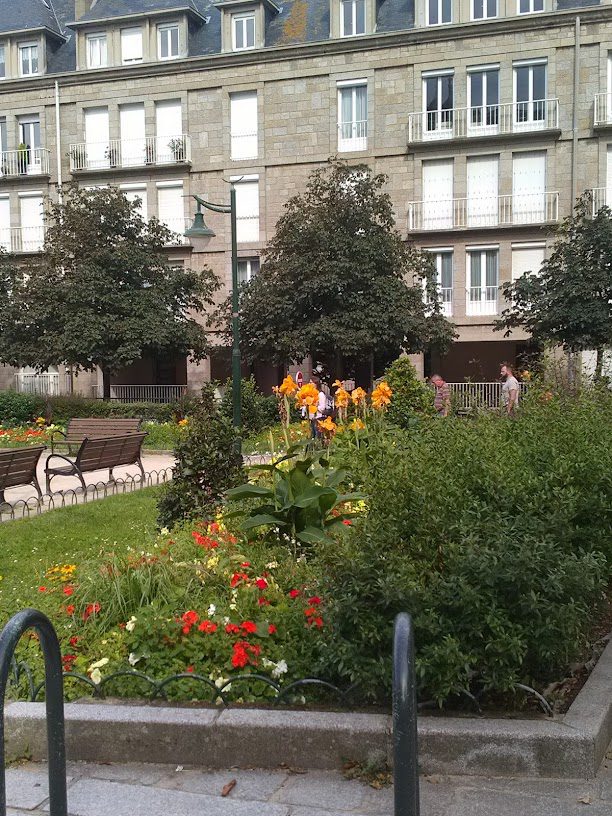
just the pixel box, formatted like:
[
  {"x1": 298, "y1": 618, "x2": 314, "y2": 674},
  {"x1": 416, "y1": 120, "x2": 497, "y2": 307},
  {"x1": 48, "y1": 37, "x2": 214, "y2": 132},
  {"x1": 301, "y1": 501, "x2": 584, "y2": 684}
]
[{"x1": 0, "y1": 0, "x2": 611, "y2": 396}]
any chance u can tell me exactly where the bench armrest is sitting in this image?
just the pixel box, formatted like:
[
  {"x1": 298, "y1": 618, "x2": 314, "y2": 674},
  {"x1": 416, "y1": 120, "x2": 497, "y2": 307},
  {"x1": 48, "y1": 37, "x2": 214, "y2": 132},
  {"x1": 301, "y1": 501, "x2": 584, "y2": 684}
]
[
  {"x1": 45, "y1": 453, "x2": 76, "y2": 473},
  {"x1": 49, "y1": 429, "x2": 67, "y2": 455}
]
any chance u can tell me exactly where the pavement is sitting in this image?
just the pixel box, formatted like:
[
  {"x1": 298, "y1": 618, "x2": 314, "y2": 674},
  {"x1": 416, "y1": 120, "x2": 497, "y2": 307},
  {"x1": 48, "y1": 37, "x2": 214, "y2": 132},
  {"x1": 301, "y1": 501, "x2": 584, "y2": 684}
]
[{"x1": 4, "y1": 749, "x2": 612, "y2": 816}]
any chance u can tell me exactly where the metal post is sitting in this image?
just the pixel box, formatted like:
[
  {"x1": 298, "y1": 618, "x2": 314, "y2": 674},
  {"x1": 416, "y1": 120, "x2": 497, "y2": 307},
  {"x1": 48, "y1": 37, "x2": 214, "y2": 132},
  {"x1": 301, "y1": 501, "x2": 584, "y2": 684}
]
[
  {"x1": 229, "y1": 184, "x2": 242, "y2": 442},
  {"x1": 392, "y1": 612, "x2": 420, "y2": 816},
  {"x1": 0, "y1": 609, "x2": 67, "y2": 816}
]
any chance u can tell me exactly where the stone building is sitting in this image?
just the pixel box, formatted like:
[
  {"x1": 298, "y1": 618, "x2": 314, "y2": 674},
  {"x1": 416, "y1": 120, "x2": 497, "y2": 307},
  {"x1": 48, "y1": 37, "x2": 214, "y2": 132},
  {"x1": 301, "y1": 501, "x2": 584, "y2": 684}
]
[{"x1": 0, "y1": 0, "x2": 610, "y2": 397}]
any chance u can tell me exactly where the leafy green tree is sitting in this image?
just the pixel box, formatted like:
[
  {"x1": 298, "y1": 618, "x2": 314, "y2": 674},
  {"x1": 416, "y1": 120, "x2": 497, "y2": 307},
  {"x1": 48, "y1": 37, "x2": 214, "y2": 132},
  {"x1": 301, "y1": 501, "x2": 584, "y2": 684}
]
[
  {"x1": 0, "y1": 185, "x2": 219, "y2": 398},
  {"x1": 496, "y1": 194, "x2": 612, "y2": 379},
  {"x1": 232, "y1": 161, "x2": 455, "y2": 383}
]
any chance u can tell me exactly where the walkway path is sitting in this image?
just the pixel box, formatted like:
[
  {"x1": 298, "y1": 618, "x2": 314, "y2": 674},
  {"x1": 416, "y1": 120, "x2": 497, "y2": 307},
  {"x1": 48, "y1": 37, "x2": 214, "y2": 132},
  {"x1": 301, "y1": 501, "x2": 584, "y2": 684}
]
[{"x1": 4, "y1": 751, "x2": 612, "y2": 815}]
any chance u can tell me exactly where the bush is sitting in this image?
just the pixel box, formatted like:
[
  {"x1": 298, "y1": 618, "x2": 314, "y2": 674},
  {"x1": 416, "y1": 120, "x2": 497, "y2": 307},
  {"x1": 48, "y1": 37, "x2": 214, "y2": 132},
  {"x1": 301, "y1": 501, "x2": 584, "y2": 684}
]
[
  {"x1": 157, "y1": 386, "x2": 245, "y2": 530},
  {"x1": 0, "y1": 391, "x2": 45, "y2": 424},
  {"x1": 383, "y1": 358, "x2": 434, "y2": 428},
  {"x1": 220, "y1": 376, "x2": 279, "y2": 434},
  {"x1": 320, "y1": 392, "x2": 612, "y2": 705},
  {"x1": 46, "y1": 395, "x2": 192, "y2": 423}
]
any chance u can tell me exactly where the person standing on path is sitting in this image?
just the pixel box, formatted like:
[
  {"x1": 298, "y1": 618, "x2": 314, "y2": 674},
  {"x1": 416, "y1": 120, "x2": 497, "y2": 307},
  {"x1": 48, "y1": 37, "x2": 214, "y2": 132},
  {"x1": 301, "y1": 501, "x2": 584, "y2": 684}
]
[
  {"x1": 431, "y1": 374, "x2": 451, "y2": 417},
  {"x1": 500, "y1": 363, "x2": 520, "y2": 416},
  {"x1": 309, "y1": 374, "x2": 327, "y2": 438}
]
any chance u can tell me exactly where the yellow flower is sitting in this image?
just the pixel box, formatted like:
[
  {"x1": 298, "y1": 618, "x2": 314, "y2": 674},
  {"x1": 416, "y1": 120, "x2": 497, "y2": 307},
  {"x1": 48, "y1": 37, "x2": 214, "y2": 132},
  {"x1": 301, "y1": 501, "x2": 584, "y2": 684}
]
[
  {"x1": 295, "y1": 383, "x2": 320, "y2": 416},
  {"x1": 35, "y1": 416, "x2": 46, "y2": 427},
  {"x1": 279, "y1": 375, "x2": 298, "y2": 396},
  {"x1": 351, "y1": 387, "x2": 367, "y2": 405},
  {"x1": 332, "y1": 379, "x2": 344, "y2": 388},
  {"x1": 178, "y1": 418, "x2": 189, "y2": 427},
  {"x1": 317, "y1": 416, "x2": 337, "y2": 434},
  {"x1": 349, "y1": 418, "x2": 366, "y2": 431},
  {"x1": 371, "y1": 381, "x2": 392, "y2": 410},
  {"x1": 334, "y1": 387, "x2": 350, "y2": 408}
]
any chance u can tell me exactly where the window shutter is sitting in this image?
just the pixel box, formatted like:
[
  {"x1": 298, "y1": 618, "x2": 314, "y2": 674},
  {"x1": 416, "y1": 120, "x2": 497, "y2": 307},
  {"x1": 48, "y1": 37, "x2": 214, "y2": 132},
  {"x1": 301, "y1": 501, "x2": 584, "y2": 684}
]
[
  {"x1": 121, "y1": 28, "x2": 143, "y2": 62},
  {"x1": 230, "y1": 92, "x2": 258, "y2": 160}
]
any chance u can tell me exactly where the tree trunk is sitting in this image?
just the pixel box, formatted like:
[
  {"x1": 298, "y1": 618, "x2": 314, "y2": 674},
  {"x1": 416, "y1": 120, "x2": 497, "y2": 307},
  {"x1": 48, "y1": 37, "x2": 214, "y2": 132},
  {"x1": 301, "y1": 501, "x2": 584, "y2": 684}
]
[
  {"x1": 595, "y1": 347, "x2": 604, "y2": 381},
  {"x1": 102, "y1": 367, "x2": 111, "y2": 401}
]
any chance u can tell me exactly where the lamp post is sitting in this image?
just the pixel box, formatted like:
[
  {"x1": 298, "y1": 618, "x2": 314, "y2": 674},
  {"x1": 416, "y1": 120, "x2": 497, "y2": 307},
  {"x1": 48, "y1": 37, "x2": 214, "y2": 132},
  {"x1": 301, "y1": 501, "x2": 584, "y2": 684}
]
[{"x1": 185, "y1": 187, "x2": 242, "y2": 436}]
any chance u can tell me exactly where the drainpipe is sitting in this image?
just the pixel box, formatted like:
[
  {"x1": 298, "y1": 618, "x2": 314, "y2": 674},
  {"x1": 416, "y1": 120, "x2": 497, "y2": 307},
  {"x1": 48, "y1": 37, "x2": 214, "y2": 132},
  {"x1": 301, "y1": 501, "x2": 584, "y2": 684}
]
[
  {"x1": 54, "y1": 80, "x2": 63, "y2": 202},
  {"x1": 571, "y1": 16, "x2": 580, "y2": 207}
]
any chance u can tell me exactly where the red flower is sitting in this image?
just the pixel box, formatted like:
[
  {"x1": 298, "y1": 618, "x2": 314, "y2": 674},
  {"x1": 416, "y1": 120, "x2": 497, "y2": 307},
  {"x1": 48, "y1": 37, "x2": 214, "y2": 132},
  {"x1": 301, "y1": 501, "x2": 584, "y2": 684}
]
[
  {"x1": 198, "y1": 620, "x2": 217, "y2": 634},
  {"x1": 231, "y1": 640, "x2": 261, "y2": 669},
  {"x1": 186, "y1": 666, "x2": 194, "y2": 673},
  {"x1": 192, "y1": 531, "x2": 218, "y2": 550},
  {"x1": 69, "y1": 636, "x2": 79, "y2": 648},
  {"x1": 65, "y1": 604, "x2": 75, "y2": 615},
  {"x1": 83, "y1": 602, "x2": 101, "y2": 621},
  {"x1": 225, "y1": 623, "x2": 241, "y2": 635},
  {"x1": 241, "y1": 621, "x2": 257, "y2": 634},
  {"x1": 63, "y1": 585, "x2": 74, "y2": 596},
  {"x1": 307, "y1": 616, "x2": 324, "y2": 629},
  {"x1": 289, "y1": 589, "x2": 300, "y2": 599},
  {"x1": 255, "y1": 578, "x2": 268, "y2": 590},
  {"x1": 268, "y1": 624, "x2": 277, "y2": 635},
  {"x1": 208, "y1": 522, "x2": 220, "y2": 534},
  {"x1": 241, "y1": 561, "x2": 251, "y2": 568},
  {"x1": 181, "y1": 610, "x2": 199, "y2": 626},
  {"x1": 258, "y1": 598, "x2": 270, "y2": 607},
  {"x1": 62, "y1": 654, "x2": 77, "y2": 671},
  {"x1": 230, "y1": 572, "x2": 249, "y2": 588},
  {"x1": 342, "y1": 519, "x2": 353, "y2": 526},
  {"x1": 38, "y1": 586, "x2": 47, "y2": 593},
  {"x1": 304, "y1": 607, "x2": 317, "y2": 617},
  {"x1": 308, "y1": 596, "x2": 321, "y2": 605}
]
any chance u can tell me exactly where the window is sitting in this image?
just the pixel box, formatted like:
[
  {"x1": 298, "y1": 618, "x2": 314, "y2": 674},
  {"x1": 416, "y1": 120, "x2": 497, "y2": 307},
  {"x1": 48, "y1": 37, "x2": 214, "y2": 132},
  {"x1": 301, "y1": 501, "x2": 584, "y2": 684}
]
[
  {"x1": 19, "y1": 43, "x2": 39, "y2": 76},
  {"x1": 467, "y1": 248, "x2": 498, "y2": 315},
  {"x1": 155, "y1": 100, "x2": 183, "y2": 163},
  {"x1": 157, "y1": 182, "x2": 184, "y2": 244},
  {"x1": 341, "y1": 0, "x2": 366, "y2": 37},
  {"x1": 233, "y1": 177, "x2": 260, "y2": 242},
  {"x1": 0, "y1": 195, "x2": 9, "y2": 252},
  {"x1": 338, "y1": 82, "x2": 367, "y2": 152},
  {"x1": 158, "y1": 24, "x2": 179, "y2": 60},
  {"x1": 121, "y1": 184, "x2": 148, "y2": 221},
  {"x1": 237, "y1": 258, "x2": 260, "y2": 285},
  {"x1": 84, "y1": 106, "x2": 110, "y2": 170},
  {"x1": 472, "y1": 0, "x2": 496, "y2": 18},
  {"x1": 512, "y1": 151, "x2": 546, "y2": 224},
  {"x1": 120, "y1": 103, "x2": 146, "y2": 168},
  {"x1": 19, "y1": 116, "x2": 42, "y2": 175},
  {"x1": 514, "y1": 62, "x2": 546, "y2": 127},
  {"x1": 467, "y1": 154, "x2": 499, "y2": 227},
  {"x1": 468, "y1": 67, "x2": 499, "y2": 131},
  {"x1": 0, "y1": 45, "x2": 5, "y2": 79},
  {"x1": 518, "y1": 0, "x2": 543, "y2": 13},
  {"x1": 230, "y1": 91, "x2": 258, "y2": 160},
  {"x1": 232, "y1": 14, "x2": 255, "y2": 51},
  {"x1": 422, "y1": 159, "x2": 453, "y2": 230},
  {"x1": 87, "y1": 33, "x2": 107, "y2": 68},
  {"x1": 121, "y1": 28, "x2": 143, "y2": 64},
  {"x1": 19, "y1": 192, "x2": 45, "y2": 252},
  {"x1": 0, "y1": 118, "x2": 6, "y2": 154},
  {"x1": 427, "y1": 0, "x2": 452, "y2": 26},
  {"x1": 427, "y1": 250, "x2": 453, "y2": 316},
  {"x1": 511, "y1": 243, "x2": 545, "y2": 282},
  {"x1": 423, "y1": 72, "x2": 453, "y2": 138}
]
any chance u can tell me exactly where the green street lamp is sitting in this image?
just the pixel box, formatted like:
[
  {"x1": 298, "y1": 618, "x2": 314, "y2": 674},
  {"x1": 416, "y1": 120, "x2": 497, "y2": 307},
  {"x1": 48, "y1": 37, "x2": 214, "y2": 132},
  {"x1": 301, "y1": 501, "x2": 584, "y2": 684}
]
[{"x1": 185, "y1": 187, "x2": 242, "y2": 440}]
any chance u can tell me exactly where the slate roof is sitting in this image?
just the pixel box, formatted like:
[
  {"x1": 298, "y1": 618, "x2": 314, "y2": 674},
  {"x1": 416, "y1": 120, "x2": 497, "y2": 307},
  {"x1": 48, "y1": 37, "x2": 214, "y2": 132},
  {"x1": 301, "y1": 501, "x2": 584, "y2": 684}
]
[{"x1": 1, "y1": 0, "x2": 603, "y2": 76}]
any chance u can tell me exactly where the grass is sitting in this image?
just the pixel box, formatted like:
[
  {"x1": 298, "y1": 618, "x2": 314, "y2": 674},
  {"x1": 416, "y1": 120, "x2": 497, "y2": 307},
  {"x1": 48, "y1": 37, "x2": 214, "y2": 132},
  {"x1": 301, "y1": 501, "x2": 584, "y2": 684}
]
[
  {"x1": 0, "y1": 488, "x2": 160, "y2": 623},
  {"x1": 242, "y1": 422, "x2": 309, "y2": 455}
]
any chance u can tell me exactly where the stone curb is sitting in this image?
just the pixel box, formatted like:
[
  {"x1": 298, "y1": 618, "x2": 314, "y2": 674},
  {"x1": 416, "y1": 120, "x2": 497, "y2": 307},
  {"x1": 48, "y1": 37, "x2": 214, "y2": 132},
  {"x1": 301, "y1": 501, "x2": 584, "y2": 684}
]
[{"x1": 5, "y1": 639, "x2": 612, "y2": 779}]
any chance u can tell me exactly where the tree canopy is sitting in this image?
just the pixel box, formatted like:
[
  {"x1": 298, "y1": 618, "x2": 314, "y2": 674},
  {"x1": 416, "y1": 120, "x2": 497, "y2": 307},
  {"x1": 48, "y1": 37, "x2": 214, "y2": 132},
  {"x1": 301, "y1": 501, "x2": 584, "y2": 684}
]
[
  {"x1": 232, "y1": 161, "x2": 455, "y2": 382},
  {"x1": 0, "y1": 185, "x2": 219, "y2": 397},
  {"x1": 496, "y1": 194, "x2": 612, "y2": 377}
]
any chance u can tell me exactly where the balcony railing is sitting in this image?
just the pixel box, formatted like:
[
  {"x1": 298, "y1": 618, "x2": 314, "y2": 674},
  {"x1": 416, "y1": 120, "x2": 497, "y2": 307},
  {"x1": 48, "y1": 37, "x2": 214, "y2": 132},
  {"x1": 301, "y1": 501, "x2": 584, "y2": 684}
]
[
  {"x1": 408, "y1": 99, "x2": 559, "y2": 143},
  {"x1": 0, "y1": 148, "x2": 51, "y2": 178},
  {"x1": 466, "y1": 286, "x2": 498, "y2": 316},
  {"x1": 594, "y1": 93, "x2": 612, "y2": 127},
  {"x1": 408, "y1": 192, "x2": 559, "y2": 231},
  {"x1": 91, "y1": 384, "x2": 188, "y2": 403},
  {"x1": 14, "y1": 373, "x2": 71, "y2": 397},
  {"x1": 0, "y1": 226, "x2": 45, "y2": 253},
  {"x1": 338, "y1": 120, "x2": 367, "y2": 152},
  {"x1": 69, "y1": 134, "x2": 192, "y2": 172},
  {"x1": 448, "y1": 381, "x2": 530, "y2": 409},
  {"x1": 590, "y1": 187, "x2": 611, "y2": 215},
  {"x1": 231, "y1": 132, "x2": 258, "y2": 161}
]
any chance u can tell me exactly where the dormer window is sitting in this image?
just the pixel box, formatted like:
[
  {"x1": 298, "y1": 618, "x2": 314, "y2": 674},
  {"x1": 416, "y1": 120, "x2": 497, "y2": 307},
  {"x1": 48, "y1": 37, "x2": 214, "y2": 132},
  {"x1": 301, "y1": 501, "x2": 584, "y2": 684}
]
[
  {"x1": 340, "y1": 0, "x2": 366, "y2": 37},
  {"x1": 158, "y1": 23, "x2": 180, "y2": 60},
  {"x1": 19, "y1": 43, "x2": 39, "y2": 77},
  {"x1": 232, "y1": 13, "x2": 256, "y2": 51},
  {"x1": 87, "y1": 33, "x2": 108, "y2": 68},
  {"x1": 0, "y1": 45, "x2": 5, "y2": 79},
  {"x1": 121, "y1": 27, "x2": 143, "y2": 64}
]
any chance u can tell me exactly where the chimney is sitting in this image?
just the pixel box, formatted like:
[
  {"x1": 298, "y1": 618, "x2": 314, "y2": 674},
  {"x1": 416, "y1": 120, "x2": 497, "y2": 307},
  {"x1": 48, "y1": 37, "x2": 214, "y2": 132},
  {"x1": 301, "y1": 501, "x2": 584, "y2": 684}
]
[{"x1": 74, "y1": 1, "x2": 92, "y2": 20}]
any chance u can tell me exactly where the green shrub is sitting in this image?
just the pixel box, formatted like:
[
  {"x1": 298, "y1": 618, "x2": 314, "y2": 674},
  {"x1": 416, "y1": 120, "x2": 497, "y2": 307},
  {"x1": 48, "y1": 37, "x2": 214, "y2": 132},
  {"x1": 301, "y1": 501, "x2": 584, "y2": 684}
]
[
  {"x1": 46, "y1": 395, "x2": 191, "y2": 423},
  {"x1": 383, "y1": 357, "x2": 434, "y2": 428},
  {"x1": 220, "y1": 376, "x2": 279, "y2": 434},
  {"x1": 157, "y1": 386, "x2": 245, "y2": 529},
  {"x1": 320, "y1": 392, "x2": 612, "y2": 705},
  {"x1": 0, "y1": 391, "x2": 45, "y2": 424}
]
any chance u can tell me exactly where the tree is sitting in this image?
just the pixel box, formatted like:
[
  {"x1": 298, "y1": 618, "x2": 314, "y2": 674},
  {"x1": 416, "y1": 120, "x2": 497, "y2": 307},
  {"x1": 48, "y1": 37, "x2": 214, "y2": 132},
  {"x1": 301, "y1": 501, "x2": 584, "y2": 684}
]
[
  {"x1": 0, "y1": 185, "x2": 219, "y2": 398},
  {"x1": 496, "y1": 194, "x2": 612, "y2": 379},
  {"x1": 231, "y1": 161, "x2": 455, "y2": 383}
]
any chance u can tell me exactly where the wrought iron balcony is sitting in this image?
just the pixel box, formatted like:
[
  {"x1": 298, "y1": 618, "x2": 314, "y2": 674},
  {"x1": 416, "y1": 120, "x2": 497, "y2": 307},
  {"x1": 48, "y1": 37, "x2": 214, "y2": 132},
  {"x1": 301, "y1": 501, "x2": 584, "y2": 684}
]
[
  {"x1": 589, "y1": 187, "x2": 611, "y2": 214},
  {"x1": 0, "y1": 148, "x2": 51, "y2": 178},
  {"x1": 594, "y1": 93, "x2": 612, "y2": 127},
  {"x1": 69, "y1": 135, "x2": 192, "y2": 172},
  {"x1": 407, "y1": 192, "x2": 559, "y2": 231},
  {"x1": 0, "y1": 225, "x2": 45, "y2": 253}
]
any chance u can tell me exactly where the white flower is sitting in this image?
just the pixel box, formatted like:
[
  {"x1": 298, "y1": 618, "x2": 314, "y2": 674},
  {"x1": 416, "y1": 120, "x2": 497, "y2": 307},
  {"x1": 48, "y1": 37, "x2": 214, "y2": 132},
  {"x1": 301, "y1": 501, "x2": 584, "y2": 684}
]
[
  {"x1": 272, "y1": 660, "x2": 288, "y2": 679},
  {"x1": 207, "y1": 604, "x2": 216, "y2": 616},
  {"x1": 128, "y1": 652, "x2": 140, "y2": 666},
  {"x1": 223, "y1": 616, "x2": 230, "y2": 625},
  {"x1": 229, "y1": 602, "x2": 237, "y2": 611},
  {"x1": 90, "y1": 668, "x2": 102, "y2": 684},
  {"x1": 88, "y1": 657, "x2": 109, "y2": 671},
  {"x1": 215, "y1": 676, "x2": 231, "y2": 691},
  {"x1": 265, "y1": 561, "x2": 278, "y2": 570},
  {"x1": 125, "y1": 616, "x2": 137, "y2": 632},
  {"x1": 160, "y1": 527, "x2": 170, "y2": 536}
]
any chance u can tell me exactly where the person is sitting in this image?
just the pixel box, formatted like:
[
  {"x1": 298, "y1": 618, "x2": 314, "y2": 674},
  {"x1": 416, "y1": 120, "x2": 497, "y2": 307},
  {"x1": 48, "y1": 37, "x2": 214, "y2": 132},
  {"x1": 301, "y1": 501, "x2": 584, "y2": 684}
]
[
  {"x1": 431, "y1": 374, "x2": 451, "y2": 417},
  {"x1": 309, "y1": 374, "x2": 327, "y2": 438},
  {"x1": 500, "y1": 363, "x2": 520, "y2": 416}
]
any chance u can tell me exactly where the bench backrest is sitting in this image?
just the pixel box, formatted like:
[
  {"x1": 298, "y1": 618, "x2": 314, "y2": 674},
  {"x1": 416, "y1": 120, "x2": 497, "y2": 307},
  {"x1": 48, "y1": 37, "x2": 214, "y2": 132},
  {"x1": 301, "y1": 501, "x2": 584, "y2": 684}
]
[
  {"x1": 0, "y1": 446, "x2": 45, "y2": 490},
  {"x1": 65, "y1": 418, "x2": 142, "y2": 441},
  {"x1": 76, "y1": 433, "x2": 147, "y2": 473}
]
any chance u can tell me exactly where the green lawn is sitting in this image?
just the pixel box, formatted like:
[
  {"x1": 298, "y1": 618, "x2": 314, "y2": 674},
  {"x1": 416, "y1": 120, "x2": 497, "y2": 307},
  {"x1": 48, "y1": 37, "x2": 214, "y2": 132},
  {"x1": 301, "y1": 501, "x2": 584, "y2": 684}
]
[{"x1": 0, "y1": 489, "x2": 159, "y2": 622}]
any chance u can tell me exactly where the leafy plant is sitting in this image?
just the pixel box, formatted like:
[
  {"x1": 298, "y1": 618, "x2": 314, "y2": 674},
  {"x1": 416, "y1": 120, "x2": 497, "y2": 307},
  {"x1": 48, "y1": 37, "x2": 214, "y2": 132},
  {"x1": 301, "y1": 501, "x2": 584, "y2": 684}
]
[
  {"x1": 383, "y1": 357, "x2": 434, "y2": 428},
  {"x1": 219, "y1": 376, "x2": 278, "y2": 434}
]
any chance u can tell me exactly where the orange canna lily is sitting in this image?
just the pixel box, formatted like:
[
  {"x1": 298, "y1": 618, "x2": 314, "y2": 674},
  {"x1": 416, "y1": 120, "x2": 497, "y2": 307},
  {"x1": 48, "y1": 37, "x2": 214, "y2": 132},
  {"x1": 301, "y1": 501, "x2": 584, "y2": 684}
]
[
  {"x1": 279, "y1": 375, "x2": 298, "y2": 396},
  {"x1": 351, "y1": 387, "x2": 367, "y2": 405},
  {"x1": 349, "y1": 418, "x2": 366, "y2": 431},
  {"x1": 295, "y1": 383, "x2": 320, "y2": 416},
  {"x1": 371, "y1": 380, "x2": 392, "y2": 410},
  {"x1": 334, "y1": 387, "x2": 350, "y2": 408},
  {"x1": 317, "y1": 416, "x2": 337, "y2": 434}
]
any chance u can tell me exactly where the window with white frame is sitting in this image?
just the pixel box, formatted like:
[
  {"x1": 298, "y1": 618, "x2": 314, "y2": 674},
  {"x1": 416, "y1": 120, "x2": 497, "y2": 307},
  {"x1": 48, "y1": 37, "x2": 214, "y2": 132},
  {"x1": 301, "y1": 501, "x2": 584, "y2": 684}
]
[
  {"x1": 0, "y1": 195, "x2": 9, "y2": 252},
  {"x1": 340, "y1": 0, "x2": 366, "y2": 37},
  {"x1": 466, "y1": 247, "x2": 498, "y2": 315},
  {"x1": 427, "y1": 0, "x2": 452, "y2": 26},
  {"x1": 511, "y1": 243, "x2": 545, "y2": 282},
  {"x1": 121, "y1": 184, "x2": 148, "y2": 221},
  {"x1": 0, "y1": 44, "x2": 6, "y2": 79},
  {"x1": 19, "y1": 43, "x2": 39, "y2": 76},
  {"x1": 468, "y1": 66, "x2": 499, "y2": 130},
  {"x1": 472, "y1": 0, "x2": 496, "y2": 18},
  {"x1": 19, "y1": 191, "x2": 44, "y2": 252},
  {"x1": 514, "y1": 61, "x2": 546, "y2": 126},
  {"x1": 157, "y1": 181, "x2": 184, "y2": 243},
  {"x1": 0, "y1": 118, "x2": 6, "y2": 155},
  {"x1": 86, "y1": 33, "x2": 107, "y2": 68},
  {"x1": 230, "y1": 91, "x2": 258, "y2": 160},
  {"x1": 233, "y1": 177, "x2": 260, "y2": 243},
  {"x1": 232, "y1": 14, "x2": 256, "y2": 51},
  {"x1": 423, "y1": 71, "x2": 454, "y2": 137},
  {"x1": 338, "y1": 81, "x2": 367, "y2": 152},
  {"x1": 427, "y1": 249, "x2": 453, "y2": 316},
  {"x1": 237, "y1": 257, "x2": 260, "y2": 285},
  {"x1": 121, "y1": 28, "x2": 143, "y2": 64},
  {"x1": 518, "y1": 0, "x2": 543, "y2": 13},
  {"x1": 158, "y1": 23, "x2": 179, "y2": 60}
]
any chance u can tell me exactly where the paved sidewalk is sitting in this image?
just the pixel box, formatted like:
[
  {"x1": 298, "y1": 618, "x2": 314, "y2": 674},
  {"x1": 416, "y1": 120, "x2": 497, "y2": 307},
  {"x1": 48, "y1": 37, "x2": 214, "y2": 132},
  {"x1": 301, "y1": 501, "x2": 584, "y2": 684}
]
[{"x1": 4, "y1": 751, "x2": 612, "y2": 816}]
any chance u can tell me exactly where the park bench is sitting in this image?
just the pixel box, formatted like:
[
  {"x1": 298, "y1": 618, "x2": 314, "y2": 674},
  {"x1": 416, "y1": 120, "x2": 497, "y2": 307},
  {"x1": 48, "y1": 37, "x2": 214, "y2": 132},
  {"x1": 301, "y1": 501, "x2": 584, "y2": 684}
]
[
  {"x1": 50, "y1": 418, "x2": 142, "y2": 454},
  {"x1": 0, "y1": 446, "x2": 46, "y2": 504},
  {"x1": 45, "y1": 433, "x2": 147, "y2": 493}
]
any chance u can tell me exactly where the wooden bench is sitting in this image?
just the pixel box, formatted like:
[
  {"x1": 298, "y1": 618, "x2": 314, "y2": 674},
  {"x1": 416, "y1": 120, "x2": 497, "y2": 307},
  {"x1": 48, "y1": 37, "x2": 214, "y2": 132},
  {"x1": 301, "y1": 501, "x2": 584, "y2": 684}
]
[
  {"x1": 50, "y1": 418, "x2": 143, "y2": 454},
  {"x1": 45, "y1": 433, "x2": 147, "y2": 493},
  {"x1": 0, "y1": 446, "x2": 46, "y2": 503}
]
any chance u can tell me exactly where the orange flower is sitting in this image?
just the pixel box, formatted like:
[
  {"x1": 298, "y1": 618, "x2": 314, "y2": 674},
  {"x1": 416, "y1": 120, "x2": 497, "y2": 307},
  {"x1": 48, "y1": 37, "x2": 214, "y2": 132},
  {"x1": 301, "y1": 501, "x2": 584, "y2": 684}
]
[
  {"x1": 349, "y1": 418, "x2": 365, "y2": 431},
  {"x1": 317, "y1": 416, "x2": 337, "y2": 435},
  {"x1": 371, "y1": 381, "x2": 392, "y2": 410},
  {"x1": 351, "y1": 387, "x2": 367, "y2": 405},
  {"x1": 295, "y1": 383, "x2": 320, "y2": 416},
  {"x1": 334, "y1": 386, "x2": 350, "y2": 408},
  {"x1": 279, "y1": 375, "x2": 298, "y2": 396}
]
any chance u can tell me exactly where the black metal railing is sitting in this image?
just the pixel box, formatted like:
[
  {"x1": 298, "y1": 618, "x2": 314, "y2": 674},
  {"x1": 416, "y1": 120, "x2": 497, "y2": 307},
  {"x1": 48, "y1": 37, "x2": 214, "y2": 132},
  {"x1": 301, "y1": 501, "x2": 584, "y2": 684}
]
[
  {"x1": 0, "y1": 609, "x2": 67, "y2": 816},
  {"x1": 393, "y1": 612, "x2": 420, "y2": 816}
]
